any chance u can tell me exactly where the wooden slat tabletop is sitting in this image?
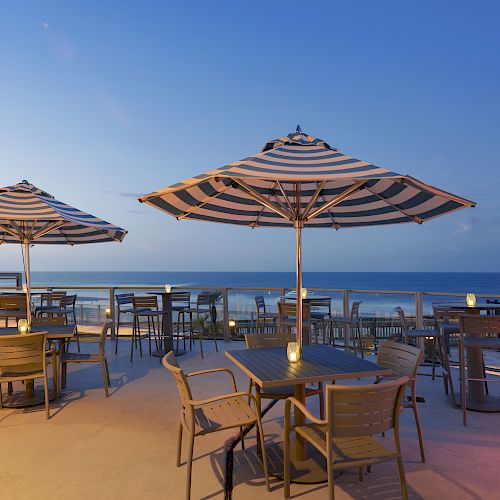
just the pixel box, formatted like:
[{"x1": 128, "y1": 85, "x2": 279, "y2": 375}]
[
  {"x1": 0, "y1": 324, "x2": 76, "y2": 339},
  {"x1": 225, "y1": 345, "x2": 391, "y2": 388}
]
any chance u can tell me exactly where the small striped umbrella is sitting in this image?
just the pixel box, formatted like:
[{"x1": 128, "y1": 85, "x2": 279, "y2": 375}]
[
  {"x1": 0, "y1": 180, "x2": 127, "y2": 322},
  {"x1": 139, "y1": 126, "x2": 475, "y2": 347}
]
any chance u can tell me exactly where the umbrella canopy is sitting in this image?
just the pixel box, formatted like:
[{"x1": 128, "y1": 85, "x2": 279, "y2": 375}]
[
  {"x1": 139, "y1": 127, "x2": 475, "y2": 346},
  {"x1": 0, "y1": 180, "x2": 127, "y2": 322}
]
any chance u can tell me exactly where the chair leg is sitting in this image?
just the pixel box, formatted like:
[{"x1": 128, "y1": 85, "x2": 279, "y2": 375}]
[
  {"x1": 101, "y1": 359, "x2": 109, "y2": 397},
  {"x1": 176, "y1": 421, "x2": 183, "y2": 467},
  {"x1": 130, "y1": 316, "x2": 136, "y2": 362},
  {"x1": 460, "y1": 341, "x2": 467, "y2": 426},
  {"x1": 115, "y1": 311, "x2": 121, "y2": 355},
  {"x1": 147, "y1": 316, "x2": 152, "y2": 355},
  {"x1": 44, "y1": 376, "x2": 50, "y2": 419},
  {"x1": 411, "y1": 386, "x2": 425, "y2": 462},
  {"x1": 397, "y1": 454, "x2": 408, "y2": 500},
  {"x1": 105, "y1": 358, "x2": 111, "y2": 386},
  {"x1": 185, "y1": 433, "x2": 195, "y2": 500},
  {"x1": 213, "y1": 321, "x2": 218, "y2": 352},
  {"x1": 319, "y1": 382, "x2": 325, "y2": 420},
  {"x1": 431, "y1": 337, "x2": 436, "y2": 381},
  {"x1": 255, "y1": 415, "x2": 270, "y2": 492},
  {"x1": 52, "y1": 352, "x2": 59, "y2": 400}
]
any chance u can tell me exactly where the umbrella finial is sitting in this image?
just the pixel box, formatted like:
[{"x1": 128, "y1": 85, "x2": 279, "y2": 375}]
[
  {"x1": 296, "y1": 124, "x2": 302, "y2": 134},
  {"x1": 22, "y1": 180, "x2": 29, "y2": 184}
]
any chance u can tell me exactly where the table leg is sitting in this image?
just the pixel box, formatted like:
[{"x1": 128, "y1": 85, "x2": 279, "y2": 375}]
[
  {"x1": 467, "y1": 346, "x2": 485, "y2": 404},
  {"x1": 161, "y1": 294, "x2": 173, "y2": 354},
  {"x1": 294, "y1": 383, "x2": 306, "y2": 460}
]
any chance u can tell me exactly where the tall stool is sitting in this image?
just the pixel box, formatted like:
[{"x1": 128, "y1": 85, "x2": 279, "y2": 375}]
[
  {"x1": 255, "y1": 296, "x2": 278, "y2": 334},
  {"x1": 115, "y1": 293, "x2": 135, "y2": 354},
  {"x1": 130, "y1": 296, "x2": 162, "y2": 362}
]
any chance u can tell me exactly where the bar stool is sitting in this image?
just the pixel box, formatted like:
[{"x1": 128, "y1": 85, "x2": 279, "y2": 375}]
[
  {"x1": 326, "y1": 301, "x2": 363, "y2": 356},
  {"x1": 255, "y1": 295, "x2": 278, "y2": 333},
  {"x1": 130, "y1": 296, "x2": 162, "y2": 362},
  {"x1": 309, "y1": 297, "x2": 332, "y2": 344},
  {"x1": 171, "y1": 291, "x2": 192, "y2": 351},
  {"x1": 35, "y1": 291, "x2": 66, "y2": 317},
  {"x1": 114, "y1": 293, "x2": 135, "y2": 354}
]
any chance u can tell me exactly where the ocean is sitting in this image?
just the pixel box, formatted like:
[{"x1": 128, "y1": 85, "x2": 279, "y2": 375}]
[{"x1": 14, "y1": 271, "x2": 500, "y2": 318}]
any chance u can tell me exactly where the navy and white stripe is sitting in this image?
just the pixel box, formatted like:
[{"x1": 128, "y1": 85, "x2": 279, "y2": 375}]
[
  {"x1": 0, "y1": 181, "x2": 127, "y2": 244},
  {"x1": 139, "y1": 128, "x2": 475, "y2": 228}
]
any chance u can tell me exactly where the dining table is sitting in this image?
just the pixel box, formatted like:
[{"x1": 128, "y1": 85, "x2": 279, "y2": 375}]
[
  {"x1": 0, "y1": 324, "x2": 76, "y2": 407},
  {"x1": 224, "y1": 344, "x2": 391, "y2": 494}
]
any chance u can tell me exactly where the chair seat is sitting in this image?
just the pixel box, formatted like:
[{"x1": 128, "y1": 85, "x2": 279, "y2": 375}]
[
  {"x1": 259, "y1": 312, "x2": 279, "y2": 319},
  {"x1": 463, "y1": 337, "x2": 500, "y2": 349},
  {"x1": 172, "y1": 305, "x2": 190, "y2": 312},
  {"x1": 328, "y1": 316, "x2": 350, "y2": 324},
  {"x1": 0, "y1": 369, "x2": 44, "y2": 381},
  {"x1": 295, "y1": 425, "x2": 398, "y2": 468},
  {"x1": 408, "y1": 329, "x2": 439, "y2": 338},
  {"x1": 134, "y1": 308, "x2": 162, "y2": 316},
  {"x1": 193, "y1": 396, "x2": 256, "y2": 435},
  {"x1": 439, "y1": 322, "x2": 460, "y2": 332},
  {"x1": 260, "y1": 385, "x2": 321, "y2": 398},
  {"x1": 118, "y1": 307, "x2": 135, "y2": 314},
  {"x1": 311, "y1": 312, "x2": 329, "y2": 320},
  {"x1": 61, "y1": 352, "x2": 100, "y2": 362}
]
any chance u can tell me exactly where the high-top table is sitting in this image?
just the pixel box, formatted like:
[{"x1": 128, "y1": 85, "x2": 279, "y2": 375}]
[
  {"x1": 0, "y1": 324, "x2": 76, "y2": 407},
  {"x1": 225, "y1": 345, "x2": 390, "y2": 488}
]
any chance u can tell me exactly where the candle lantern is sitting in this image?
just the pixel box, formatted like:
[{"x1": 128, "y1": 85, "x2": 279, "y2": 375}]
[
  {"x1": 466, "y1": 293, "x2": 476, "y2": 307},
  {"x1": 18, "y1": 319, "x2": 29, "y2": 334},
  {"x1": 301, "y1": 288, "x2": 308, "y2": 299},
  {"x1": 287, "y1": 341, "x2": 301, "y2": 363},
  {"x1": 164, "y1": 284, "x2": 172, "y2": 293}
]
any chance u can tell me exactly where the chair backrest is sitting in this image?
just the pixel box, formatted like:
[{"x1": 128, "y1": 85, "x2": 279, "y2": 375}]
[
  {"x1": 245, "y1": 333, "x2": 296, "y2": 349},
  {"x1": 0, "y1": 295, "x2": 27, "y2": 311},
  {"x1": 40, "y1": 291, "x2": 66, "y2": 306},
  {"x1": 308, "y1": 297, "x2": 332, "y2": 314},
  {"x1": 394, "y1": 307, "x2": 409, "y2": 342},
  {"x1": 326, "y1": 377, "x2": 408, "y2": 438},
  {"x1": 32, "y1": 316, "x2": 65, "y2": 326},
  {"x1": 162, "y1": 351, "x2": 193, "y2": 413},
  {"x1": 60, "y1": 294, "x2": 77, "y2": 309},
  {"x1": 197, "y1": 293, "x2": 212, "y2": 307},
  {"x1": 377, "y1": 340, "x2": 423, "y2": 380},
  {"x1": 171, "y1": 291, "x2": 190, "y2": 306},
  {"x1": 99, "y1": 321, "x2": 114, "y2": 351},
  {"x1": 0, "y1": 332, "x2": 47, "y2": 377},
  {"x1": 133, "y1": 296, "x2": 158, "y2": 310},
  {"x1": 255, "y1": 296, "x2": 266, "y2": 315},
  {"x1": 350, "y1": 301, "x2": 362, "y2": 321},
  {"x1": 459, "y1": 314, "x2": 500, "y2": 339},
  {"x1": 278, "y1": 301, "x2": 311, "y2": 320},
  {"x1": 116, "y1": 293, "x2": 134, "y2": 307}
]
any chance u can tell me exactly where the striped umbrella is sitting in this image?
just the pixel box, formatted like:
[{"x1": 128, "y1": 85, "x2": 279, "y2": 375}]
[
  {"x1": 0, "y1": 180, "x2": 127, "y2": 322},
  {"x1": 139, "y1": 126, "x2": 475, "y2": 347}
]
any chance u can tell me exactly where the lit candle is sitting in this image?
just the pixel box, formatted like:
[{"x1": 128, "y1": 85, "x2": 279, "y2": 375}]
[
  {"x1": 466, "y1": 293, "x2": 476, "y2": 307},
  {"x1": 18, "y1": 319, "x2": 28, "y2": 334},
  {"x1": 287, "y1": 341, "x2": 300, "y2": 363},
  {"x1": 301, "y1": 288, "x2": 308, "y2": 299},
  {"x1": 228, "y1": 319, "x2": 236, "y2": 328},
  {"x1": 105, "y1": 307, "x2": 111, "y2": 318},
  {"x1": 165, "y1": 284, "x2": 172, "y2": 293}
]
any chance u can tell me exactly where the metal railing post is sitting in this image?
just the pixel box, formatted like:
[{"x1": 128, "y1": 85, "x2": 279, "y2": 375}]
[
  {"x1": 223, "y1": 288, "x2": 230, "y2": 341},
  {"x1": 415, "y1": 292, "x2": 424, "y2": 349},
  {"x1": 343, "y1": 290, "x2": 350, "y2": 347},
  {"x1": 109, "y1": 287, "x2": 116, "y2": 338}
]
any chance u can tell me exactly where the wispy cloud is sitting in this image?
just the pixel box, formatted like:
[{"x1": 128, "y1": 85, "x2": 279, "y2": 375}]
[{"x1": 453, "y1": 220, "x2": 472, "y2": 235}]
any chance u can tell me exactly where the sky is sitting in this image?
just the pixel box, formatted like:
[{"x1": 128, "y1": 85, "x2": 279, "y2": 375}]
[{"x1": 1, "y1": 1, "x2": 499, "y2": 272}]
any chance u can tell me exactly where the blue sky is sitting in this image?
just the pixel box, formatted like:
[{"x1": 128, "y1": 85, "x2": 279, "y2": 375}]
[{"x1": 1, "y1": 1, "x2": 499, "y2": 272}]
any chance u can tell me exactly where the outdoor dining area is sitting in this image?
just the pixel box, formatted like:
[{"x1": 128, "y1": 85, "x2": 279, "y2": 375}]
[{"x1": 1, "y1": 129, "x2": 499, "y2": 500}]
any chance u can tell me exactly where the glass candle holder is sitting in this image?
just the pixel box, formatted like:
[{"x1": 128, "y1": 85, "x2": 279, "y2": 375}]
[
  {"x1": 105, "y1": 307, "x2": 111, "y2": 318},
  {"x1": 18, "y1": 319, "x2": 29, "y2": 334},
  {"x1": 466, "y1": 293, "x2": 476, "y2": 307},
  {"x1": 165, "y1": 284, "x2": 172, "y2": 293},
  {"x1": 301, "y1": 288, "x2": 308, "y2": 299},
  {"x1": 287, "y1": 342, "x2": 301, "y2": 363}
]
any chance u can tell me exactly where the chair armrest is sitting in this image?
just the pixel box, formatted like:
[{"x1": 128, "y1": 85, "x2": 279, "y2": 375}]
[
  {"x1": 69, "y1": 334, "x2": 100, "y2": 343},
  {"x1": 285, "y1": 397, "x2": 326, "y2": 426},
  {"x1": 187, "y1": 367, "x2": 237, "y2": 392},
  {"x1": 190, "y1": 391, "x2": 250, "y2": 407}
]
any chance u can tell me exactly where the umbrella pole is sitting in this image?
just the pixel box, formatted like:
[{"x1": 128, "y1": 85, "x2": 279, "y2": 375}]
[
  {"x1": 295, "y1": 221, "x2": 303, "y2": 349},
  {"x1": 22, "y1": 239, "x2": 32, "y2": 326}
]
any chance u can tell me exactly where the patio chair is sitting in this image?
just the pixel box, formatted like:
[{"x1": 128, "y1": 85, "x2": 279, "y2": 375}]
[
  {"x1": 376, "y1": 340, "x2": 425, "y2": 462},
  {"x1": 171, "y1": 291, "x2": 192, "y2": 351},
  {"x1": 284, "y1": 377, "x2": 409, "y2": 500},
  {"x1": 59, "y1": 321, "x2": 112, "y2": 397},
  {"x1": 245, "y1": 333, "x2": 325, "y2": 419},
  {"x1": 0, "y1": 295, "x2": 27, "y2": 327},
  {"x1": 459, "y1": 315, "x2": 500, "y2": 426},
  {"x1": 163, "y1": 351, "x2": 270, "y2": 500},
  {"x1": 0, "y1": 332, "x2": 53, "y2": 418},
  {"x1": 326, "y1": 301, "x2": 363, "y2": 357},
  {"x1": 114, "y1": 293, "x2": 135, "y2": 354},
  {"x1": 131, "y1": 296, "x2": 162, "y2": 361},
  {"x1": 309, "y1": 297, "x2": 332, "y2": 344},
  {"x1": 277, "y1": 301, "x2": 312, "y2": 339},
  {"x1": 34, "y1": 291, "x2": 67, "y2": 317},
  {"x1": 255, "y1": 295, "x2": 278, "y2": 334}
]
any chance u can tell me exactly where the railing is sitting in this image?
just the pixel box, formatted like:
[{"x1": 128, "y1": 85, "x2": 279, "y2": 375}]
[{"x1": 1, "y1": 284, "x2": 499, "y2": 345}]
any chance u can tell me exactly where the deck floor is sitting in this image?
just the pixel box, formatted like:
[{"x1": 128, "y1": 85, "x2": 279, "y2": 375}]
[{"x1": 1, "y1": 334, "x2": 499, "y2": 500}]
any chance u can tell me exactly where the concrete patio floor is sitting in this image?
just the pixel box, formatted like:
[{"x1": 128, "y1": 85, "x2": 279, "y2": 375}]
[{"x1": 1, "y1": 334, "x2": 499, "y2": 500}]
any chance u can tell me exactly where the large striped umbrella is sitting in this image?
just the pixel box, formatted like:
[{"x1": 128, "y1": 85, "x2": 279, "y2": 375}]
[
  {"x1": 139, "y1": 126, "x2": 475, "y2": 347},
  {"x1": 0, "y1": 180, "x2": 127, "y2": 322}
]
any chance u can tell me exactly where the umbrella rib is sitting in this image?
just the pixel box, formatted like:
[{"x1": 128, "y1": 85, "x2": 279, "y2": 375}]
[
  {"x1": 32, "y1": 221, "x2": 68, "y2": 240},
  {"x1": 302, "y1": 180, "x2": 326, "y2": 220},
  {"x1": 0, "y1": 223, "x2": 21, "y2": 239},
  {"x1": 276, "y1": 181, "x2": 294, "y2": 214},
  {"x1": 305, "y1": 180, "x2": 367, "y2": 222},
  {"x1": 318, "y1": 191, "x2": 340, "y2": 229},
  {"x1": 176, "y1": 185, "x2": 232, "y2": 220},
  {"x1": 364, "y1": 186, "x2": 423, "y2": 224},
  {"x1": 233, "y1": 178, "x2": 293, "y2": 221}
]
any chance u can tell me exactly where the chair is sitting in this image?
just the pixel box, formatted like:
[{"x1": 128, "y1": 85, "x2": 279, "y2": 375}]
[
  {"x1": 377, "y1": 340, "x2": 425, "y2": 462},
  {"x1": 59, "y1": 321, "x2": 112, "y2": 397},
  {"x1": 0, "y1": 332, "x2": 52, "y2": 418},
  {"x1": 245, "y1": 333, "x2": 325, "y2": 419},
  {"x1": 277, "y1": 301, "x2": 312, "y2": 338},
  {"x1": 163, "y1": 351, "x2": 270, "y2": 500},
  {"x1": 131, "y1": 296, "x2": 162, "y2": 362},
  {"x1": 255, "y1": 295, "x2": 278, "y2": 334},
  {"x1": 34, "y1": 291, "x2": 67, "y2": 317},
  {"x1": 114, "y1": 293, "x2": 135, "y2": 354},
  {"x1": 459, "y1": 315, "x2": 500, "y2": 426},
  {"x1": 309, "y1": 297, "x2": 332, "y2": 344},
  {"x1": 326, "y1": 301, "x2": 363, "y2": 357},
  {"x1": 0, "y1": 295, "x2": 27, "y2": 327},
  {"x1": 171, "y1": 291, "x2": 192, "y2": 351},
  {"x1": 284, "y1": 377, "x2": 409, "y2": 500}
]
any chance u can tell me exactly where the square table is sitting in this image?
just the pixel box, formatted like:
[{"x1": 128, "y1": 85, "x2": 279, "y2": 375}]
[{"x1": 225, "y1": 344, "x2": 391, "y2": 485}]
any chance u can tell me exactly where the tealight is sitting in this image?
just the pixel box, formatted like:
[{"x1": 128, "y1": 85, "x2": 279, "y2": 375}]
[
  {"x1": 165, "y1": 284, "x2": 172, "y2": 293},
  {"x1": 18, "y1": 319, "x2": 29, "y2": 334},
  {"x1": 287, "y1": 342, "x2": 301, "y2": 363},
  {"x1": 301, "y1": 288, "x2": 308, "y2": 299},
  {"x1": 466, "y1": 293, "x2": 476, "y2": 307}
]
